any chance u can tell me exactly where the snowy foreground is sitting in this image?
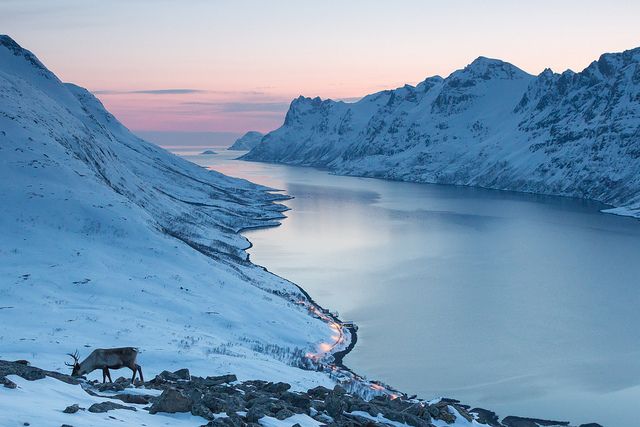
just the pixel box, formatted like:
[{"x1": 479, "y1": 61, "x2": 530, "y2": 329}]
[
  {"x1": 0, "y1": 360, "x2": 490, "y2": 427},
  {"x1": 243, "y1": 47, "x2": 640, "y2": 219}
]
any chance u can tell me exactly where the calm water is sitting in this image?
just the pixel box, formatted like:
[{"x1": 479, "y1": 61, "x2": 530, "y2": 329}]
[{"x1": 184, "y1": 150, "x2": 640, "y2": 426}]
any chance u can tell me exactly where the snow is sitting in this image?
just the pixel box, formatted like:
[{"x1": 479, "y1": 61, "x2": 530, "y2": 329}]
[
  {"x1": 0, "y1": 375, "x2": 206, "y2": 427},
  {"x1": 259, "y1": 413, "x2": 322, "y2": 427},
  {"x1": 228, "y1": 131, "x2": 264, "y2": 150},
  {"x1": 242, "y1": 47, "x2": 640, "y2": 219},
  {"x1": 0, "y1": 34, "x2": 338, "y2": 390}
]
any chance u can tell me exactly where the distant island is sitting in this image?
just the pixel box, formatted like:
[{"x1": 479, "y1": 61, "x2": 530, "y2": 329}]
[
  {"x1": 228, "y1": 131, "x2": 264, "y2": 150},
  {"x1": 201, "y1": 149, "x2": 217, "y2": 155}
]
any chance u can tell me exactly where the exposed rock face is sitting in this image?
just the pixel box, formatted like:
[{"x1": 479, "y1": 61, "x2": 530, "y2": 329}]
[{"x1": 243, "y1": 47, "x2": 640, "y2": 218}]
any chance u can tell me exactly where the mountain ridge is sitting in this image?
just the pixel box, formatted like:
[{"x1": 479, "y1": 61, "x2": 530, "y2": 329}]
[{"x1": 243, "y1": 46, "x2": 640, "y2": 218}]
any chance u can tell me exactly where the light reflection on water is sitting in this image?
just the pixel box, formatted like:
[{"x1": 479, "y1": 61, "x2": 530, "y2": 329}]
[{"x1": 184, "y1": 150, "x2": 640, "y2": 427}]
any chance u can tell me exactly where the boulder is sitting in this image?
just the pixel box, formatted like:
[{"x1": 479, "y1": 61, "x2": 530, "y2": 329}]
[
  {"x1": 275, "y1": 408, "x2": 295, "y2": 420},
  {"x1": 1, "y1": 376, "x2": 17, "y2": 389},
  {"x1": 203, "y1": 374, "x2": 237, "y2": 386},
  {"x1": 280, "y1": 391, "x2": 311, "y2": 411},
  {"x1": 325, "y1": 390, "x2": 348, "y2": 418},
  {"x1": 261, "y1": 382, "x2": 290, "y2": 394},
  {"x1": 113, "y1": 393, "x2": 152, "y2": 404},
  {"x1": 87, "y1": 401, "x2": 136, "y2": 413},
  {"x1": 245, "y1": 406, "x2": 266, "y2": 423},
  {"x1": 62, "y1": 404, "x2": 82, "y2": 414},
  {"x1": 149, "y1": 389, "x2": 193, "y2": 414},
  {"x1": 470, "y1": 408, "x2": 502, "y2": 427},
  {"x1": 307, "y1": 385, "x2": 331, "y2": 399}
]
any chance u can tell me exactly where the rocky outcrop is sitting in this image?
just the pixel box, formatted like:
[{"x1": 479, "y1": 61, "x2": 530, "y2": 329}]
[{"x1": 0, "y1": 360, "x2": 604, "y2": 427}]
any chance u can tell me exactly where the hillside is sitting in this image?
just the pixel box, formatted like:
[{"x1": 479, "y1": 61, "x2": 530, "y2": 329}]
[
  {"x1": 0, "y1": 34, "x2": 343, "y2": 388},
  {"x1": 243, "y1": 49, "x2": 640, "y2": 218},
  {"x1": 229, "y1": 131, "x2": 264, "y2": 150}
]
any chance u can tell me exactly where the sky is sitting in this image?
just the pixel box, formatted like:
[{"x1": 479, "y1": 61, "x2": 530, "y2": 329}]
[{"x1": 1, "y1": 0, "x2": 640, "y2": 136}]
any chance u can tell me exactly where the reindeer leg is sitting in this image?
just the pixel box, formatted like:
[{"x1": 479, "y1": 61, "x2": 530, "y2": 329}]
[
  {"x1": 131, "y1": 365, "x2": 137, "y2": 383},
  {"x1": 106, "y1": 368, "x2": 112, "y2": 383},
  {"x1": 137, "y1": 364, "x2": 144, "y2": 383},
  {"x1": 102, "y1": 367, "x2": 108, "y2": 383}
]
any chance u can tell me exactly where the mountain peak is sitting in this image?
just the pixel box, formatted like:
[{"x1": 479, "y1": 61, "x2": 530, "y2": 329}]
[
  {"x1": 0, "y1": 34, "x2": 51, "y2": 76},
  {"x1": 453, "y1": 56, "x2": 531, "y2": 80}
]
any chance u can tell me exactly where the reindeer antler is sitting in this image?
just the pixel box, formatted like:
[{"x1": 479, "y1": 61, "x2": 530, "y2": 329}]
[{"x1": 65, "y1": 350, "x2": 79, "y2": 366}]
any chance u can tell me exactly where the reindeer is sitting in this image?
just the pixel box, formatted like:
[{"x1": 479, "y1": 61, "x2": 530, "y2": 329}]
[{"x1": 66, "y1": 347, "x2": 143, "y2": 383}]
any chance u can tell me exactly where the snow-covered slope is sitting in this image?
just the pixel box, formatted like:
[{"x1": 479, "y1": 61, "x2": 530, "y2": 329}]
[
  {"x1": 0, "y1": 35, "x2": 340, "y2": 388},
  {"x1": 228, "y1": 131, "x2": 264, "y2": 150},
  {"x1": 243, "y1": 49, "x2": 640, "y2": 218}
]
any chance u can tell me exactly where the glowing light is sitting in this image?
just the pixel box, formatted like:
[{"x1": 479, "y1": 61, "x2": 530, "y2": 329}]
[{"x1": 318, "y1": 343, "x2": 333, "y2": 352}]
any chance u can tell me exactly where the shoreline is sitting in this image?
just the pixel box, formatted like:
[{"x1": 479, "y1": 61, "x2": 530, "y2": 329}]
[
  {"x1": 234, "y1": 181, "x2": 607, "y2": 427},
  {"x1": 240, "y1": 157, "x2": 640, "y2": 222}
]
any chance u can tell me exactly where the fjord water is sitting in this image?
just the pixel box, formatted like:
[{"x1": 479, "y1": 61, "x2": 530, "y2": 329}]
[{"x1": 185, "y1": 150, "x2": 639, "y2": 426}]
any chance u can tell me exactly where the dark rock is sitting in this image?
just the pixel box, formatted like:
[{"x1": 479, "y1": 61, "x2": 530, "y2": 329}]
[
  {"x1": 433, "y1": 406, "x2": 455, "y2": 424},
  {"x1": 502, "y1": 416, "x2": 570, "y2": 427},
  {"x1": 578, "y1": 424, "x2": 604, "y2": 427},
  {"x1": 95, "y1": 381, "x2": 127, "y2": 392},
  {"x1": 61, "y1": 424, "x2": 74, "y2": 427},
  {"x1": 332, "y1": 385, "x2": 347, "y2": 395},
  {"x1": 325, "y1": 389, "x2": 348, "y2": 418},
  {"x1": 280, "y1": 391, "x2": 311, "y2": 411},
  {"x1": 152, "y1": 369, "x2": 192, "y2": 384},
  {"x1": 149, "y1": 388, "x2": 193, "y2": 414},
  {"x1": 173, "y1": 368, "x2": 191, "y2": 380},
  {"x1": 0, "y1": 360, "x2": 45, "y2": 381},
  {"x1": 201, "y1": 415, "x2": 245, "y2": 427},
  {"x1": 88, "y1": 401, "x2": 136, "y2": 413},
  {"x1": 202, "y1": 392, "x2": 228, "y2": 413},
  {"x1": 203, "y1": 374, "x2": 237, "y2": 386},
  {"x1": 385, "y1": 410, "x2": 430, "y2": 427},
  {"x1": 246, "y1": 406, "x2": 266, "y2": 423},
  {"x1": 261, "y1": 382, "x2": 291, "y2": 394},
  {"x1": 1, "y1": 376, "x2": 17, "y2": 389},
  {"x1": 452, "y1": 404, "x2": 474, "y2": 423},
  {"x1": 470, "y1": 407, "x2": 502, "y2": 427},
  {"x1": 428, "y1": 405, "x2": 440, "y2": 417},
  {"x1": 0, "y1": 360, "x2": 79, "y2": 385},
  {"x1": 275, "y1": 408, "x2": 295, "y2": 420},
  {"x1": 112, "y1": 393, "x2": 152, "y2": 404},
  {"x1": 307, "y1": 385, "x2": 331, "y2": 399},
  {"x1": 63, "y1": 404, "x2": 82, "y2": 414},
  {"x1": 191, "y1": 403, "x2": 215, "y2": 420}
]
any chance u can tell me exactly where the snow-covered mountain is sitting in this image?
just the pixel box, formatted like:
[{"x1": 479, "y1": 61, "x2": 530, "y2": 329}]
[
  {"x1": 243, "y1": 49, "x2": 640, "y2": 218},
  {"x1": 0, "y1": 35, "x2": 342, "y2": 388},
  {"x1": 228, "y1": 131, "x2": 264, "y2": 150}
]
